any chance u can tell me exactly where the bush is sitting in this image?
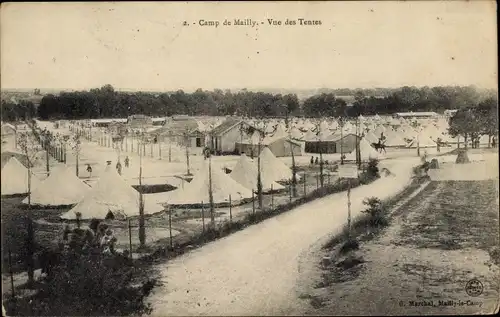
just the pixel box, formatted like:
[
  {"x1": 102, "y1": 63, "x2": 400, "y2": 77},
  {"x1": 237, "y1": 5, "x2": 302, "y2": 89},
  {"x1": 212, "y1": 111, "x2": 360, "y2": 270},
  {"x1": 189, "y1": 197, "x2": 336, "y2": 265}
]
[
  {"x1": 361, "y1": 197, "x2": 388, "y2": 227},
  {"x1": 339, "y1": 239, "x2": 360, "y2": 255},
  {"x1": 367, "y1": 158, "x2": 380, "y2": 178},
  {"x1": 6, "y1": 250, "x2": 156, "y2": 316}
]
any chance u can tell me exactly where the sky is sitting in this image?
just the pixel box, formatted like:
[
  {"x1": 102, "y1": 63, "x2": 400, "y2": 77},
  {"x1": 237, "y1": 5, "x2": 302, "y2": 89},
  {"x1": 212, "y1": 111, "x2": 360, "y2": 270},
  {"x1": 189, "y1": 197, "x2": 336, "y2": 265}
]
[{"x1": 1, "y1": 1, "x2": 497, "y2": 92}]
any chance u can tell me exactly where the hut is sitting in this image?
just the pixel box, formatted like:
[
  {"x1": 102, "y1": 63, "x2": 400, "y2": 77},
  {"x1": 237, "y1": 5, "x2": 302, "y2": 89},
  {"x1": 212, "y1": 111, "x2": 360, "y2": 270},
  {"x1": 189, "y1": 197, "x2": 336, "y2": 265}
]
[{"x1": 209, "y1": 118, "x2": 261, "y2": 154}]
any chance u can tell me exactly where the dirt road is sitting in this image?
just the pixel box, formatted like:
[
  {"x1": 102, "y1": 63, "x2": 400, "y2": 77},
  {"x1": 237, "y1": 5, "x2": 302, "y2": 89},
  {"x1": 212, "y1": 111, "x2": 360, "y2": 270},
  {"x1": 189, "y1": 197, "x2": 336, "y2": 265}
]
[{"x1": 145, "y1": 158, "x2": 419, "y2": 316}]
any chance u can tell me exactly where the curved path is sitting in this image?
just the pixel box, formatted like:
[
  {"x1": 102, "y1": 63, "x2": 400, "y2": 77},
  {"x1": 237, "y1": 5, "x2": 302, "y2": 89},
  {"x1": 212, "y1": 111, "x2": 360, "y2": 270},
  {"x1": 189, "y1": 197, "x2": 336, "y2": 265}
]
[{"x1": 146, "y1": 158, "x2": 420, "y2": 316}]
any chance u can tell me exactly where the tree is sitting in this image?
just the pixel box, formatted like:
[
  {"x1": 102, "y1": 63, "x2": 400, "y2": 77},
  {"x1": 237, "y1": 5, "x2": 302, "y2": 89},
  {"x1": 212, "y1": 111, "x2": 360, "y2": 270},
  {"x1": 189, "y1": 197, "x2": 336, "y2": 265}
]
[
  {"x1": 17, "y1": 132, "x2": 40, "y2": 287},
  {"x1": 136, "y1": 128, "x2": 146, "y2": 247},
  {"x1": 475, "y1": 97, "x2": 498, "y2": 147},
  {"x1": 448, "y1": 108, "x2": 482, "y2": 150},
  {"x1": 256, "y1": 120, "x2": 266, "y2": 209}
]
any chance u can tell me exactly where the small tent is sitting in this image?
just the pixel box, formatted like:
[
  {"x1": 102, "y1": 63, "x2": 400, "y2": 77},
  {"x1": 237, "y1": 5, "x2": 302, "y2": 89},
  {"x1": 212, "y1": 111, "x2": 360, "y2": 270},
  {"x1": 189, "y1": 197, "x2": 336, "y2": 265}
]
[
  {"x1": 1, "y1": 157, "x2": 42, "y2": 196},
  {"x1": 259, "y1": 146, "x2": 301, "y2": 182},
  {"x1": 230, "y1": 154, "x2": 285, "y2": 193},
  {"x1": 406, "y1": 132, "x2": 437, "y2": 148},
  {"x1": 364, "y1": 131, "x2": 379, "y2": 144},
  {"x1": 60, "y1": 166, "x2": 164, "y2": 220},
  {"x1": 22, "y1": 165, "x2": 90, "y2": 207},
  {"x1": 383, "y1": 129, "x2": 407, "y2": 147},
  {"x1": 344, "y1": 138, "x2": 381, "y2": 161},
  {"x1": 162, "y1": 160, "x2": 254, "y2": 207}
]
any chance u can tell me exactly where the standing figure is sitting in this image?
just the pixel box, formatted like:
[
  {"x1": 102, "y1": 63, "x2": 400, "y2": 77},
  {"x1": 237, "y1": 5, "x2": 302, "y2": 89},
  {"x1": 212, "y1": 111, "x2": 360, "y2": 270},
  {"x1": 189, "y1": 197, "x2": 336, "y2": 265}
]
[
  {"x1": 86, "y1": 164, "x2": 93, "y2": 178},
  {"x1": 436, "y1": 137, "x2": 442, "y2": 153},
  {"x1": 124, "y1": 156, "x2": 130, "y2": 168},
  {"x1": 116, "y1": 160, "x2": 122, "y2": 175},
  {"x1": 310, "y1": 156, "x2": 314, "y2": 165}
]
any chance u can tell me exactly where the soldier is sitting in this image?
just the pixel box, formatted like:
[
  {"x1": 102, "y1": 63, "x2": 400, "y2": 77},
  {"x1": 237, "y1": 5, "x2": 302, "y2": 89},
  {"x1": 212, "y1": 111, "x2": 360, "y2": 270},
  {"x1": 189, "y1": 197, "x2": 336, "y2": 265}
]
[{"x1": 116, "y1": 160, "x2": 122, "y2": 175}]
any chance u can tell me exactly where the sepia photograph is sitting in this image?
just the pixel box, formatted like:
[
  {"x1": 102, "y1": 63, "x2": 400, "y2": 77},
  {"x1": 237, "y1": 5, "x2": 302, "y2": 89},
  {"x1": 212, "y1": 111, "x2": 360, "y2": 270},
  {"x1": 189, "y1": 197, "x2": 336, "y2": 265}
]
[{"x1": 1, "y1": 1, "x2": 498, "y2": 316}]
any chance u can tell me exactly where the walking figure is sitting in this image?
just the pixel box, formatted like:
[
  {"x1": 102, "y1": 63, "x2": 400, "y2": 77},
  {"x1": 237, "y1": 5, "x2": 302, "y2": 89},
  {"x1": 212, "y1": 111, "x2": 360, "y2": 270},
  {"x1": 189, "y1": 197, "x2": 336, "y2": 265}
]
[
  {"x1": 310, "y1": 156, "x2": 314, "y2": 165},
  {"x1": 116, "y1": 160, "x2": 122, "y2": 175},
  {"x1": 124, "y1": 156, "x2": 130, "y2": 168},
  {"x1": 86, "y1": 164, "x2": 93, "y2": 178},
  {"x1": 436, "y1": 137, "x2": 442, "y2": 153}
]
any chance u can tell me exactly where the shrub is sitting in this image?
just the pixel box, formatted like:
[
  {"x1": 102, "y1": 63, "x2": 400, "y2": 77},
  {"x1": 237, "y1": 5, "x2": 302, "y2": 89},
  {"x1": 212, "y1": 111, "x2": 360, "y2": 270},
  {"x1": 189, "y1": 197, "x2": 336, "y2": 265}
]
[
  {"x1": 339, "y1": 239, "x2": 360, "y2": 255},
  {"x1": 361, "y1": 197, "x2": 388, "y2": 227},
  {"x1": 367, "y1": 158, "x2": 380, "y2": 178},
  {"x1": 6, "y1": 250, "x2": 156, "y2": 316}
]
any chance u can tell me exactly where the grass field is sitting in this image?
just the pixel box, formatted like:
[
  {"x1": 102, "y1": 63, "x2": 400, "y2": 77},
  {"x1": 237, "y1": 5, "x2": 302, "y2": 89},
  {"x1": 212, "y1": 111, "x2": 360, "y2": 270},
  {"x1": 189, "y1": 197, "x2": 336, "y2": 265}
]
[{"x1": 303, "y1": 158, "x2": 499, "y2": 316}]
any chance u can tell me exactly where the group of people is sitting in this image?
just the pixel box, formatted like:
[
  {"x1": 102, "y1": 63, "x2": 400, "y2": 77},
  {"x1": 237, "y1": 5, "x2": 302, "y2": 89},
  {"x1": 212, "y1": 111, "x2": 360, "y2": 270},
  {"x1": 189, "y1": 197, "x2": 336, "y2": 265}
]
[
  {"x1": 59, "y1": 219, "x2": 118, "y2": 256},
  {"x1": 310, "y1": 156, "x2": 330, "y2": 165}
]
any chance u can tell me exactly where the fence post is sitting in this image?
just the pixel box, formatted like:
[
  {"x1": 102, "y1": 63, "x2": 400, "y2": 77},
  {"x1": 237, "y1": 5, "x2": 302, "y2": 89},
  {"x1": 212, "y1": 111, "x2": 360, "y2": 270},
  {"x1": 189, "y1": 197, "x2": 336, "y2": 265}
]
[
  {"x1": 304, "y1": 172, "x2": 307, "y2": 196},
  {"x1": 229, "y1": 194, "x2": 232, "y2": 223},
  {"x1": 201, "y1": 202, "x2": 205, "y2": 234},
  {"x1": 316, "y1": 173, "x2": 319, "y2": 190},
  {"x1": 159, "y1": 143, "x2": 162, "y2": 160},
  {"x1": 8, "y1": 248, "x2": 15, "y2": 298},
  {"x1": 289, "y1": 183, "x2": 292, "y2": 203},
  {"x1": 150, "y1": 143, "x2": 153, "y2": 157},
  {"x1": 328, "y1": 173, "x2": 331, "y2": 185},
  {"x1": 252, "y1": 191, "x2": 255, "y2": 215},
  {"x1": 128, "y1": 219, "x2": 133, "y2": 259},
  {"x1": 168, "y1": 208, "x2": 173, "y2": 249},
  {"x1": 271, "y1": 184, "x2": 274, "y2": 211}
]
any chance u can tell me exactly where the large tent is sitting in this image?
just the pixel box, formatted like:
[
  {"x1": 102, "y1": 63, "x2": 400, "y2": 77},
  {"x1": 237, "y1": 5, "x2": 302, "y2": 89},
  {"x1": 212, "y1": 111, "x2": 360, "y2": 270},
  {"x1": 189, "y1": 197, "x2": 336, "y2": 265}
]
[
  {"x1": 230, "y1": 154, "x2": 285, "y2": 193},
  {"x1": 161, "y1": 160, "x2": 254, "y2": 207},
  {"x1": 259, "y1": 146, "x2": 301, "y2": 182},
  {"x1": 60, "y1": 166, "x2": 164, "y2": 220},
  {"x1": 1, "y1": 157, "x2": 42, "y2": 196},
  {"x1": 22, "y1": 165, "x2": 90, "y2": 207},
  {"x1": 344, "y1": 138, "x2": 381, "y2": 161}
]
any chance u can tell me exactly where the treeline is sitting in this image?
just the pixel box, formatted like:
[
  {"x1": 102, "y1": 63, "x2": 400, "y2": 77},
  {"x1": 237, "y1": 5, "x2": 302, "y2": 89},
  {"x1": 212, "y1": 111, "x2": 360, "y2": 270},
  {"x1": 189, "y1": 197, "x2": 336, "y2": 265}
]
[
  {"x1": 35, "y1": 85, "x2": 301, "y2": 120},
  {"x1": 1, "y1": 85, "x2": 497, "y2": 122},
  {"x1": 1, "y1": 100, "x2": 36, "y2": 122}
]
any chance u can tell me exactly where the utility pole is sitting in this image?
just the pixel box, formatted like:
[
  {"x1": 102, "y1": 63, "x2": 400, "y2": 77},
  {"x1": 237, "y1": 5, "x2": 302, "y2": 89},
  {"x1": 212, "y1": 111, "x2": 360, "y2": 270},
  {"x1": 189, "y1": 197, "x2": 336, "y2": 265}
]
[
  {"x1": 138, "y1": 130, "x2": 145, "y2": 247},
  {"x1": 340, "y1": 117, "x2": 344, "y2": 165},
  {"x1": 208, "y1": 153, "x2": 215, "y2": 227}
]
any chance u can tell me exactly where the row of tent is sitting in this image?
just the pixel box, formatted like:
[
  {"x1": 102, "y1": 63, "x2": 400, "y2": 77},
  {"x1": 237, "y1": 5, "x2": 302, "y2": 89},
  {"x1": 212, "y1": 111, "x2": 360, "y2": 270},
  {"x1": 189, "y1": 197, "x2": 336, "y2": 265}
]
[{"x1": 1, "y1": 146, "x2": 300, "y2": 220}]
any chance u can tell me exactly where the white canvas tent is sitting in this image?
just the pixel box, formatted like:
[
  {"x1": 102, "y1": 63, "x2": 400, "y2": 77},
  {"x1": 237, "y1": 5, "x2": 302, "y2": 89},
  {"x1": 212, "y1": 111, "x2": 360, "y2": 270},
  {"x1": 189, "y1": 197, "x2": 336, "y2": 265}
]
[
  {"x1": 1, "y1": 157, "x2": 42, "y2": 196},
  {"x1": 344, "y1": 138, "x2": 381, "y2": 161},
  {"x1": 407, "y1": 132, "x2": 437, "y2": 148},
  {"x1": 60, "y1": 166, "x2": 164, "y2": 220},
  {"x1": 162, "y1": 160, "x2": 253, "y2": 207},
  {"x1": 383, "y1": 129, "x2": 407, "y2": 147},
  {"x1": 22, "y1": 165, "x2": 90, "y2": 207},
  {"x1": 259, "y1": 146, "x2": 301, "y2": 182},
  {"x1": 230, "y1": 154, "x2": 285, "y2": 193},
  {"x1": 290, "y1": 127, "x2": 304, "y2": 140},
  {"x1": 364, "y1": 131, "x2": 379, "y2": 144},
  {"x1": 272, "y1": 123, "x2": 288, "y2": 140}
]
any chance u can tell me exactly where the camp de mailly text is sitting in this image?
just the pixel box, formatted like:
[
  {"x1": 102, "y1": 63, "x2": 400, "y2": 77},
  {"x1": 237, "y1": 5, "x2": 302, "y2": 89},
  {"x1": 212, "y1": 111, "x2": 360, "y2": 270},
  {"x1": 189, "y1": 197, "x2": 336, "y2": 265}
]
[{"x1": 196, "y1": 18, "x2": 322, "y2": 28}]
